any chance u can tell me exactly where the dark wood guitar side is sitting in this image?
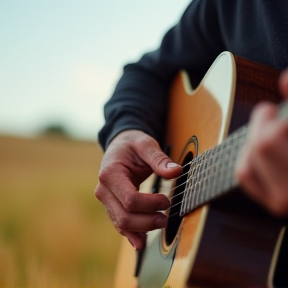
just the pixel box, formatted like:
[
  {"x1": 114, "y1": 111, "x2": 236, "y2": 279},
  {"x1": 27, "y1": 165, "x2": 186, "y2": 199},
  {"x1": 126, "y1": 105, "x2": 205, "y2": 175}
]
[{"x1": 114, "y1": 52, "x2": 288, "y2": 288}]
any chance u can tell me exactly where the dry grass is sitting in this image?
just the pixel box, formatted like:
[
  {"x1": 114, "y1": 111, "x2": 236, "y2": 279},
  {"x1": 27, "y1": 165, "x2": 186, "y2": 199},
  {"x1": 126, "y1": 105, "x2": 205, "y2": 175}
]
[{"x1": 0, "y1": 135, "x2": 122, "y2": 288}]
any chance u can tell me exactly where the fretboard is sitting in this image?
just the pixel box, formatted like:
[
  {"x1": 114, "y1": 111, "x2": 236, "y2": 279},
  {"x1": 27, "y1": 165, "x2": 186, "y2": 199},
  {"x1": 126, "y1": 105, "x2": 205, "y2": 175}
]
[
  {"x1": 179, "y1": 125, "x2": 246, "y2": 216},
  {"x1": 180, "y1": 101, "x2": 288, "y2": 217}
]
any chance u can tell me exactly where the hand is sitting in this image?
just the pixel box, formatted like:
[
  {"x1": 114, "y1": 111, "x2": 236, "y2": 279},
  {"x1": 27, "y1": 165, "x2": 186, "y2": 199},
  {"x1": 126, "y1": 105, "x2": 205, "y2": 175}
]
[
  {"x1": 95, "y1": 130, "x2": 182, "y2": 250},
  {"x1": 236, "y1": 69, "x2": 288, "y2": 216}
]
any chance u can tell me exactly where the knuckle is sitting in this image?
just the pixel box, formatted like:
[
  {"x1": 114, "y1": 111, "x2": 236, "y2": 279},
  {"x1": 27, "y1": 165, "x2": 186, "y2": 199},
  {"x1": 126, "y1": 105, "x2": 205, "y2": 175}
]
[
  {"x1": 98, "y1": 166, "x2": 112, "y2": 185},
  {"x1": 114, "y1": 216, "x2": 128, "y2": 231},
  {"x1": 105, "y1": 209, "x2": 128, "y2": 232},
  {"x1": 254, "y1": 128, "x2": 280, "y2": 155},
  {"x1": 117, "y1": 229, "x2": 125, "y2": 236},
  {"x1": 255, "y1": 124, "x2": 283, "y2": 156},
  {"x1": 123, "y1": 193, "x2": 138, "y2": 211},
  {"x1": 94, "y1": 185, "x2": 104, "y2": 201},
  {"x1": 270, "y1": 201, "x2": 288, "y2": 217},
  {"x1": 151, "y1": 151, "x2": 168, "y2": 167},
  {"x1": 253, "y1": 102, "x2": 269, "y2": 114},
  {"x1": 273, "y1": 121, "x2": 288, "y2": 138},
  {"x1": 235, "y1": 167, "x2": 246, "y2": 183},
  {"x1": 255, "y1": 139, "x2": 271, "y2": 156},
  {"x1": 235, "y1": 163, "x2": 251, "y2": 184},
  {"x1": 252, "y1": 102, "x2": 275, "y2": 119},
  {"x1": 270, "y1": 192, "x2": 288, "y2": 216}
]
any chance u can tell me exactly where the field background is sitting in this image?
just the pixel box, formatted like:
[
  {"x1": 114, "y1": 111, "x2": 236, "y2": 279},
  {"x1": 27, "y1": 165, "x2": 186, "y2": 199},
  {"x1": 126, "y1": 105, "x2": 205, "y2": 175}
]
[{"x1": 0, "y1": 135, "x2": 122, "y2": 288}]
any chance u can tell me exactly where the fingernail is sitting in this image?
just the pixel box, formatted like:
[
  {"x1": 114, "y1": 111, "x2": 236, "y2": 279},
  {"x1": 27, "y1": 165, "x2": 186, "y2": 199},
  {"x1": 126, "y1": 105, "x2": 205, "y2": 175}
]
[
  {"x1": 167, "y1": 162, "x2": 180, "y2": 168},
  {"x1": 155, "y1": 215, "x2": 167, "y2": 228}
]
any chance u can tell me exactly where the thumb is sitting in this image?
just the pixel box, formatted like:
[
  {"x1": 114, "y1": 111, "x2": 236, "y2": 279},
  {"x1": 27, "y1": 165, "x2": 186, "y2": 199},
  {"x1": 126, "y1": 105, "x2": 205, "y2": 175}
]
[
  {"x1": 279, "y1": 68, "x2": 288, "y2": 100},
  {"x1": 137, "y1": 136, "x2": 182, "y2": 179}
]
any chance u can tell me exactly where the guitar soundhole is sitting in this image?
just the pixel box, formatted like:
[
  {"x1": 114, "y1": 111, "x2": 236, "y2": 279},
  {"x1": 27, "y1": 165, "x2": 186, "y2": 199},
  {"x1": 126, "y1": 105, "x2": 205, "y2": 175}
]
[{"x1": 165, "y1": 151, "x2": 193, "y2": 246}]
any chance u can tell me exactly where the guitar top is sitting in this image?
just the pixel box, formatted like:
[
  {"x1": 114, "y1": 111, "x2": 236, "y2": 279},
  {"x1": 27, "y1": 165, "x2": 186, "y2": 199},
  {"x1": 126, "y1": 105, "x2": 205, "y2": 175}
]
[{"x1": 114, "y1": 52, "x2": 288, "y2": 288}]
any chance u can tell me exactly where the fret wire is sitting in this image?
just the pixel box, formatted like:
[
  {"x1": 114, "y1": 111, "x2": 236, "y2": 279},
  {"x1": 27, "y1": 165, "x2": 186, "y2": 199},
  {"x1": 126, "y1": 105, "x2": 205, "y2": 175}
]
[
  {"x1": 166, "y1": 164, "x2": 238, "y2": 216},
  {"x1": 165, "y1": 149, "x2": 240, "y2": 204},
  {"x1": 168, "y1": 180, "x2": 188, "y2": 200},
  {"x1": 175, "y1": 167, "x2": 239, "y2": 213},
  {"x1": 180, "y1": 127, "x2": 245, "y2": 176},
  {"x1": 159, "y1": 125, "x2": 249, "y2": 216},
  {"x1": 179, "y1": 127, "x2": 247, "y2": 215},
  {"x1": 166, "y1": 161, "x2": 192, "y2": 183},
  {"x1": 159, "y1": 160, "x2": 193, "y2": 185},
  {"x1": 181, "y1": 160, "x2": 193, "y2": 170},
  {"x1": 183, "y1": 166, "x2": 194, "y2": 213},
  {"x1": 166, "y1": 154, "x2": 236, "y2": 208}
]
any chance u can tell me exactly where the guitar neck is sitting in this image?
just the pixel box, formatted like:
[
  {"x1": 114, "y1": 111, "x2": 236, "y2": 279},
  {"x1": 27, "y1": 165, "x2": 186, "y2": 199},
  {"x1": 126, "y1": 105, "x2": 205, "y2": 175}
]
[
  {"x1": 180, "y1": 125, "x2": 247, "y2": 216},
  {"x1": 180, "y1": 101, "x2": 288, "y2": 217}
]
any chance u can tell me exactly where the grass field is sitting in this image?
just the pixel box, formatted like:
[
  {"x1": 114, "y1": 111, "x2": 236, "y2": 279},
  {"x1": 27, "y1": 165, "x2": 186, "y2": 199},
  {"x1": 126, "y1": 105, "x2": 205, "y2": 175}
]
[{"x1": 0, "y1": 135, "x2": 122, "y2": 288}]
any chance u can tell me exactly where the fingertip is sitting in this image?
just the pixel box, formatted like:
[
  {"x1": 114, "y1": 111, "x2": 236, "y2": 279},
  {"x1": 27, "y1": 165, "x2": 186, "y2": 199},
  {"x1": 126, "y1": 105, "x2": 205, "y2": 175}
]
[
  {"x1": 127, "y1": 238, "x2": 136, "y2": 250},
  {"x1": 154, "y1": 214, "x2": 168, "y2": 229},
  {"x1": 161, "y1": 162, "x2": 182, "y2": 179},
  {"x1": 128, "y1": 233, "x2": 147, "y2": 251},
  {"x1": 251, "y1": 102, "x2": 278, "y2": 122}
]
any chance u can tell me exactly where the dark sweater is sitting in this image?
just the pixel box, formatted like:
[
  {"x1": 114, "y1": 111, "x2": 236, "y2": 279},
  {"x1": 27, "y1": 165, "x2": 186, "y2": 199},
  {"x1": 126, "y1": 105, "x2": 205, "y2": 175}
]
[{"x1": 98, "y1": 0, "x2": 288, "y2": 150}]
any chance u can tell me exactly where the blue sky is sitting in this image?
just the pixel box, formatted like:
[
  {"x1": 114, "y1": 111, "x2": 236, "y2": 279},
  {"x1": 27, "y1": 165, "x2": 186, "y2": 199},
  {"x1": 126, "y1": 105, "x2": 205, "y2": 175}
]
[{"x1": 0, "y1": 0, "x2": 191, "y2": 139}]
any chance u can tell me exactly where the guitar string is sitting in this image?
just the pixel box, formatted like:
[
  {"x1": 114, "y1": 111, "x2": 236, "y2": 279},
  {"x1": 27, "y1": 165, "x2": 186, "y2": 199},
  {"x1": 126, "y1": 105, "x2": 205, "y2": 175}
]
[
  {"x1": 166, "y1": 165, "x2": 232, "y2": 212},
  {"x1": 160, "y1": 158, "x2": 206, "y2": 206},
  {"x1": 163, "y1": 155, "x2": 210, "y2": 201},
  {"x1": 153, "y1": 140, "x2": 240, "y2": 218},
  {"x1": 166, "y1": 168, "x2": 220, "y2": 219},
  {"x1": 155, "y1": 161, "x2": 195, "y2": 219},
  {"x1": 158, "y1": 160, "x2": 193, "y2": 200},
  {"x1": 162, "y1": 127, "x2": 246, "y2": 218},
  {"x1": 165, "y1": 141, "x2": 239, "y2": 203},
  {"x1": 168, "y1": 197, "x2": 183, "y2": 210},
  {"x1": 162, "y1": 162, "x2": 197, "y2": 200},
  {"x1": 168, "y1": 211, "x2": 180, "y2": 219},
  {"x1": 157, "y1": 162, "x2": 194, "y2": 218},
  {"x1": 165, "y1": 155, "x2": 209, "y2": 200},
  {"x1": 167, "y1": 122, "x2": 246, "y2": 198},
  {"x1": 159, "y1": 160, "x2": 192, "y2": 190},
  {"x1": 167, "y1": 168, "x2": 238, "y2": 217},
  {"x1": 166, "y1": 172, "x2": 189, "y2": 196},
  {"x1": 162, "y1": 154, "x2": 237, "y2": 215},
  {"x1": 164, "y1": 112, "x2": 283, "y2": 218}
]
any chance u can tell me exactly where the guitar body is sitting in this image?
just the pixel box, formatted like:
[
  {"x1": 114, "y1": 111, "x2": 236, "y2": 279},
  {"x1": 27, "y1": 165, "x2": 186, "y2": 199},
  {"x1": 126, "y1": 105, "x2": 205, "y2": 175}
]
[{"x1": 114, "y1": 52, "x2": 287, "y2": 288}]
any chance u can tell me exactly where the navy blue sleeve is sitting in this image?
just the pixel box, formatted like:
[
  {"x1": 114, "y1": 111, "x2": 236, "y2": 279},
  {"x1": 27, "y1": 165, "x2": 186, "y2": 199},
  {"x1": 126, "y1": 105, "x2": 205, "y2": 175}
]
[{"x1": 98, "y1": 0, "x2": 288, "y2": 150}]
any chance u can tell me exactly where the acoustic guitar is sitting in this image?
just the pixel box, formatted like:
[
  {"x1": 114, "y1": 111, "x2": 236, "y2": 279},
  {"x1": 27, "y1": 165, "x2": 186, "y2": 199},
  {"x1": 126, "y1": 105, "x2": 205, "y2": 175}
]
[{"x1": 114, "y1": 52, "x2": 288, "y2": 288}]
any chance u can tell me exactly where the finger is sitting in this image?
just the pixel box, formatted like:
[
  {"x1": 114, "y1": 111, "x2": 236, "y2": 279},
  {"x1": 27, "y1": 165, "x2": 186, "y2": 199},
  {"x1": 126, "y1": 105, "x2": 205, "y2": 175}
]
[
  {"x1": 236, "y1": 141, "x2": 270, "y2": 207},
  {"x1": 99, "y1": 165, "x2": 170, "y2": 212},
  {"x1": 97, "y1": 183, "x2": 147, "y2": 250},
  {"x1": 134, "y1": 134, "x2": 182, "y2": 179},
  {"x1": 249, "y1": 101, "x2": 278, "y2": 125},
  {"x1": 236, "y1": 102, "x2": 288, "y2": 215},
  {"x1": 236, "y1": 103, "x2": 276, "y2": 205},
  {"x1": 106, "y1": 198, "x2": 168, "y2": 233},
  {"x1": 95, "y1": 183, "x2": 168, "y2": 232},
  {"x1": 250, "y1": 120, "x2": 288, "y2": 215}
]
